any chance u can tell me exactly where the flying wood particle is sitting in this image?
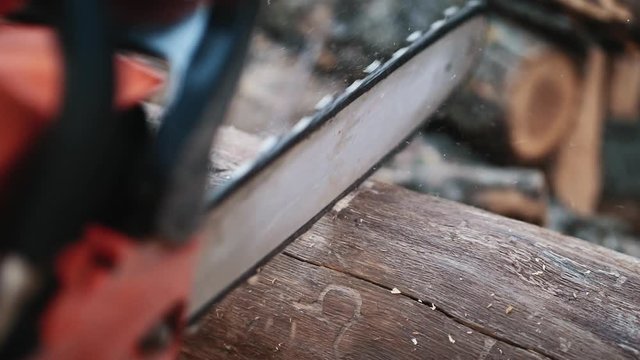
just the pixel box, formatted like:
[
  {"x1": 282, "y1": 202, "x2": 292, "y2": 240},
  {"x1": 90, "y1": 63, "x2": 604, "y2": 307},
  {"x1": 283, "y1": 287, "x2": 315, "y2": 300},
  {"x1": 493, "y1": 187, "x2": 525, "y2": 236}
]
[
  {"x1": 486, "y1": 303, "x2": 493, "y2": 309},
  {"x1": 448, "y1": 334, "x2": 456, "y2": 344},
  {"x1": 417, "y1": 299, "x2": 423, "y2": 303},
  {"x1": 532, "y1": 271, "x2": 543, "y2": 276},
  {"x1": 411, "y1": 338, "x2": 418, "y2": 345},
  {"x1": 430, "y1": 303, "x2": 436, "y2": 311},
  {"x1": 505, "y1": 305, "x2": 514, "y2": 315},
  {"x1": 466, "y1": 330, "x2": 473, "y2": 334},
  {"x1": 543, "y1": 264, "x2": 547, "y2": 271},
  {"x1": 573, "y1": 292, "x2": 577, "y2": 298},
  {"x1": 391, "y1": 288, "x2": 402, "y2": 294}
]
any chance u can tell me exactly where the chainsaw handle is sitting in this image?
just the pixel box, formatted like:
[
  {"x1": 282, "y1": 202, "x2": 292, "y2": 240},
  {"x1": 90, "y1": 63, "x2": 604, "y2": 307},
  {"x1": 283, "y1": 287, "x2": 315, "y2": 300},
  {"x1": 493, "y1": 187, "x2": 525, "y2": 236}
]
[{"x1": 130, "y1": 0, "x2": 259, "y2": 243}]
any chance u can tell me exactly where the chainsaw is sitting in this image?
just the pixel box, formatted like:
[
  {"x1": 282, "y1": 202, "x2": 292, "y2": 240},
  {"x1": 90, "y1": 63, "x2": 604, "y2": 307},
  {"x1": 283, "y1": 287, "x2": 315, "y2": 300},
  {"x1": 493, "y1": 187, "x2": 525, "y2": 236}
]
[{"x1": 0, "y1": 0, "x2": 635, "y2": 359}]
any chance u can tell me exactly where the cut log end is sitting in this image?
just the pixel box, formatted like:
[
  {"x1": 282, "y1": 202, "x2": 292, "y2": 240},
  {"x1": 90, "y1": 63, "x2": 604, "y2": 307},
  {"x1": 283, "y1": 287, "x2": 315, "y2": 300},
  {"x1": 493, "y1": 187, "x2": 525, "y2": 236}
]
[{"x1": 507, "y1": 51, "x2": 579, "y2": 161}]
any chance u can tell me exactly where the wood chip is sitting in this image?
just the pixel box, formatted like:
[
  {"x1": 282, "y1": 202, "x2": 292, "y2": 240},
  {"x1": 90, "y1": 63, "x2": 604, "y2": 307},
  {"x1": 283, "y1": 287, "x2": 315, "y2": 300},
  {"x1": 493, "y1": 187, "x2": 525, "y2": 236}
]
[
  {"x1": 505, "y1": 305, "x2": 514, "y2": 315},
  {"x1": 542, "y1": 264, "x2": 546, "y2": 271},
  {"x1": 532, "y1": 271, "x2": 543, "y2": 276},
  {"x1": 391, "y1": 288, "x2": 402, "y2": 294},
  {"x1": 430, "y1": 303, "x2": 436, "y2": 311},
  {"x1": 466, "y1": 330, "x2": 473, "y2": 334},
  {"x1": 247, "y1": 275, "x2": 260, "y2": 286},
  {"x1": 486, "y1": 303, "x2": 493, "y2": 309},
  {"x1": 573, "y1": 292, "x2": 578, "y2": 298},
  {"x1": 411, "y1": 338, "x2": 418, "y2": 345},
  {"x1": 448, "y1": 334, "x2": 456, "y2": 344},
  {"x1": 417, "y1": 299, "x2": 423, "y2": 303}
]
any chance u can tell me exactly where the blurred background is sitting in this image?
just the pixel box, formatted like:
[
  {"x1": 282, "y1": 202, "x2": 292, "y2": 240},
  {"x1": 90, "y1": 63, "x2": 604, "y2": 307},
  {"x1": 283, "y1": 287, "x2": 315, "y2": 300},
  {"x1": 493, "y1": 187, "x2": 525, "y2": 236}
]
[{"x1": 211, "y1": 0, "x2": 640, "y2": 258}]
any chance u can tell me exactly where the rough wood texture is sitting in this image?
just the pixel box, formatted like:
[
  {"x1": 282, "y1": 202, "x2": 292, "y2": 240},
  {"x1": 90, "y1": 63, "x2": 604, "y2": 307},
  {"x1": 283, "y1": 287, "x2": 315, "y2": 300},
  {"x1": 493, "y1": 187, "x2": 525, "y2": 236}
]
[
  {"x1": 181, "y1": 178, "x2": 640, "y2": 359},
  {"x1": 444, "y1": 15, "x2": 579, "y2": 163},
  {"x1": 552, "y1": 48, "x2": 607, "y2": 215}
]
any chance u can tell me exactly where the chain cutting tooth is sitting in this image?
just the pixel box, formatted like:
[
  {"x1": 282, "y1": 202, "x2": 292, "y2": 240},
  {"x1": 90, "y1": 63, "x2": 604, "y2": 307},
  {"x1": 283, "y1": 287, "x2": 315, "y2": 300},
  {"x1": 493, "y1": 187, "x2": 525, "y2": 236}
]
[
  {"x1": 363, "y1": 60, "x2": 381, "y2": 74},
  {"x1": 430, "y1": 19, "x2": 446, "y2": 31},
  {"x1": 314, "y1": 94, "x2": 334, "y2": 110},
  {"x1": 345, "y1": 79, "x2": 364, "y2": 94},
  {"x1": 406, "y1": 31, "x2": 423, "y2": 42},
  {"x1": 443, "y1": 6, "x2": 460, "y2": 18},
  {"x1": 291, "y1": 116, "x2": 313, "y2": 135}
]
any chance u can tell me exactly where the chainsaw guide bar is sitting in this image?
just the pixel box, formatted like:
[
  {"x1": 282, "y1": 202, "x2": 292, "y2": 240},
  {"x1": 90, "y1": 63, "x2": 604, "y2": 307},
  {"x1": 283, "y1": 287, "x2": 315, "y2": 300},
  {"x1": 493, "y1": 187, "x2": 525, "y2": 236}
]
[{"x1": 190, "y1": 1, "x2": 487, "y2": 321}]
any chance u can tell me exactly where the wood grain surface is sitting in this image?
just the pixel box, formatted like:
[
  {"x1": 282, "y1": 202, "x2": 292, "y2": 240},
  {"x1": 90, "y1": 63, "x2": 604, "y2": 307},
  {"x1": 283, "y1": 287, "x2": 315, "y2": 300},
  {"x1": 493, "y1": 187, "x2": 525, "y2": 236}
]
[{"x1": 181, "y1": 178, "x2": 640, "y2": 359}]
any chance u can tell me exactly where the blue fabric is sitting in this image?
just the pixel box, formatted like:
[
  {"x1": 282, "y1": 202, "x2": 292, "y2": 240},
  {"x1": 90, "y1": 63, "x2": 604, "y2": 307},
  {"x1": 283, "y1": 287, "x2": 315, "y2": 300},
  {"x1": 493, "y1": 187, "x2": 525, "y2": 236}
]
[{"x1": 124, "y1": 6, "x2": 211, "y2": 105}]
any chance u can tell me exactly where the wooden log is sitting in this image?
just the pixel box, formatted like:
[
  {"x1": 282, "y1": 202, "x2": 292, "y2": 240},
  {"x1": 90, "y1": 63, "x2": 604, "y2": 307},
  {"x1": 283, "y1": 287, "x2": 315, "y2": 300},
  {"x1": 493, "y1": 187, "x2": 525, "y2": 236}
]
[
  {"x1": 443, "y1": 15, "x2": 580, "y2": 163},
  {"x1": 551, "y1": 47, "x2": 607, "y2": 215},
  {"x1": 608, "y1": 45, "x2": 640, "y2": 123},
  {"x1": 181, "y1": 180, "x2": 640, "y2": 360},
  {"x1": 183, "y1": 127, "x2": 640, "y2": 360}
]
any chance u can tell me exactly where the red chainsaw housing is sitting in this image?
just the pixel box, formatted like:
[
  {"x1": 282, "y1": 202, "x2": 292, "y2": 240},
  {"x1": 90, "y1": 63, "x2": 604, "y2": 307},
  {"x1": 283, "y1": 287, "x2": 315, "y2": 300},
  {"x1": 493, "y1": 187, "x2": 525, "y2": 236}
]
[
  {"x1": 0, "y1": 24, "x2": 163, "y2": 202},
  {"x1": 0, "y1": 23, "x2": 201, "y2": 360},
  {"x1": 37, "y1": 227, "x2": 200, "y2": 360},
  {"x1": 0, "y1": 0, "x2": 24, "y2": 15}
]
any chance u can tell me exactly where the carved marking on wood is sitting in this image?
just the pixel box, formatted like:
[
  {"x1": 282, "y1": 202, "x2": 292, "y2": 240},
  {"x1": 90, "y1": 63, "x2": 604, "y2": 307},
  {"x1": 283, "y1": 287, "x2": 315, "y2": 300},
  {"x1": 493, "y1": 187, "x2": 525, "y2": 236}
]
[{"x1": 294, "y1": 284, "x2": 362, "y2": 359}]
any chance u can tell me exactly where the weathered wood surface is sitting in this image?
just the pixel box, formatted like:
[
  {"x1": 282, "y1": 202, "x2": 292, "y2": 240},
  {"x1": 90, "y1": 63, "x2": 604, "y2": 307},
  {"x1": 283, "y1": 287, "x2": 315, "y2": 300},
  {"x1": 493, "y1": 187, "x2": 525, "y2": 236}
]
[{"x1": 181, "y1": 167, "x2": 640, "y2": 359}]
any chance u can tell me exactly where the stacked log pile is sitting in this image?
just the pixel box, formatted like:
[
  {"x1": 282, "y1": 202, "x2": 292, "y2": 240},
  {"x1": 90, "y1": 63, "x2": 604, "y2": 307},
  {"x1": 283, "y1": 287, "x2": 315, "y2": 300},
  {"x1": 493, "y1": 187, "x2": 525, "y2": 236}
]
[
  {"x1": 373, "y1": 7, "x2": 640, "y2": 257},
  {"x1": 219, "y1": 0, "x2": 640, "y2": 257}
]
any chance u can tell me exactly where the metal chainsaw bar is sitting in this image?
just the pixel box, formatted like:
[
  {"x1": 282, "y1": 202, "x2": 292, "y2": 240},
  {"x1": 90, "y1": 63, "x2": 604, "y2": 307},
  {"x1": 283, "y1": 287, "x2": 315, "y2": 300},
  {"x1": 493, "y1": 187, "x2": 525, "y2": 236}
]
[{"x1": 189, "y1": 1, "x2": 487, "y2": 320}]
